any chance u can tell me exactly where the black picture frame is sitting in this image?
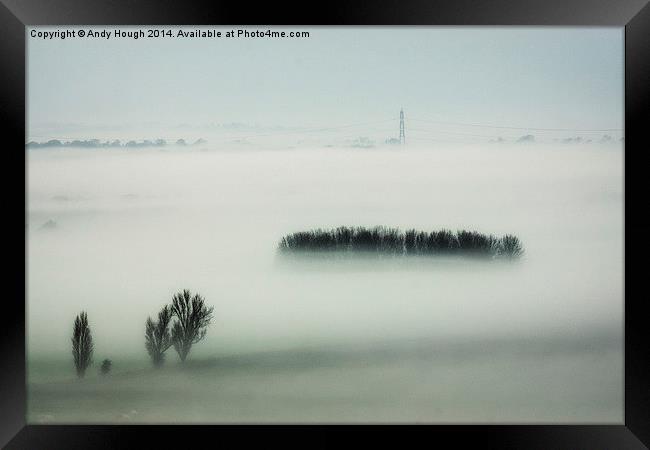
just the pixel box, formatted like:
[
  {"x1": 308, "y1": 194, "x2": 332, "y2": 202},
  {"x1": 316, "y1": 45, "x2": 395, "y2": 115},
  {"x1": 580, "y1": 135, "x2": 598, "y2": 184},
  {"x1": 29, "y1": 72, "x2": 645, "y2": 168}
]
[{"x1": 1, "y1": 0, "x2": 648, "y2": 447}]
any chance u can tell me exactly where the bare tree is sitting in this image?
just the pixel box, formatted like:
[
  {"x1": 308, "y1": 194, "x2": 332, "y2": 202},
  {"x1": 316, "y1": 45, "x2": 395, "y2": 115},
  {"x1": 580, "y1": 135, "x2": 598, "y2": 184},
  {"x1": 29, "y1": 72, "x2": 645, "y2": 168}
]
[
  {"x1": 170, "y1": 290, "x2": 214, "y2": 362},
  {"x1": 71, "y1": 311, "x2": 93, "y2": 378},
  {"x1": 498, "y1": 234, "x2": 524, "y2": 259},
  {"x1": 145, "y1": 305, "x2": 173, "y2": 367},
  {"x1": 100, "y1": 359, "x2": 112, "y2": 375}
]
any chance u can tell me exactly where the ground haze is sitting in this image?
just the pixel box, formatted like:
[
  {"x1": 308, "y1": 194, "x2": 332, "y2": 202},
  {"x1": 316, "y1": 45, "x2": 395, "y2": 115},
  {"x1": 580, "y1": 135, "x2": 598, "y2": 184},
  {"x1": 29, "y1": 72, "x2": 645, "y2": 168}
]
[{"x1": 27, "y1": 143, "x2": 623, "y2": 423}]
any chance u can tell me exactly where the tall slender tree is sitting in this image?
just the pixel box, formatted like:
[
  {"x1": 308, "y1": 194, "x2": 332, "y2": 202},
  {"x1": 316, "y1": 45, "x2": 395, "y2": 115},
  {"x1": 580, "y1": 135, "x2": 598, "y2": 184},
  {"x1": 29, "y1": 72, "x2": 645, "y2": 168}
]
[
  {"x1": 170, "y1": 290, "x2": 213, "y2": 362},
  {"x1": 71, "y1": 311, "x2": 94, "y2": 378},
  {"x1": 145, "y1": 305, "x2": 173, "y2": 367}
]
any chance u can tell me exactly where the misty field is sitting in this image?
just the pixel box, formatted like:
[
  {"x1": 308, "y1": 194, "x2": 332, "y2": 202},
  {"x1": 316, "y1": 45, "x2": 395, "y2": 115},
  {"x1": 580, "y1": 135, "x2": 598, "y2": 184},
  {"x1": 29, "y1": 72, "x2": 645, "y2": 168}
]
[
  {"x1": 27, "y1": 144, "x2": 623, "y2": 423},
  {"x1": 29, "y1": 334, "x2": 621, "y2": 423}
]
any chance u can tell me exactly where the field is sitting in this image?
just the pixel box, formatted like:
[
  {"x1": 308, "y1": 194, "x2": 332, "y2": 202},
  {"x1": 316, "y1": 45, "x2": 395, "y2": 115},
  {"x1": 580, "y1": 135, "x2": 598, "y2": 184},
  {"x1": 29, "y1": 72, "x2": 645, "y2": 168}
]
[{"x1": 29, "y1": 333, "x2": 621, "y2": 423}]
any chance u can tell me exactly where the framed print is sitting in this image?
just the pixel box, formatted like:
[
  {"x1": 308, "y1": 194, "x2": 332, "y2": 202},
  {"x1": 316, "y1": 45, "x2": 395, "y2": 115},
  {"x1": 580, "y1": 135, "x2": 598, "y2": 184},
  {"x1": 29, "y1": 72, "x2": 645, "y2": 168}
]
[{"x1": 1, "y1": 0, "x2": 648, "y2": 447}]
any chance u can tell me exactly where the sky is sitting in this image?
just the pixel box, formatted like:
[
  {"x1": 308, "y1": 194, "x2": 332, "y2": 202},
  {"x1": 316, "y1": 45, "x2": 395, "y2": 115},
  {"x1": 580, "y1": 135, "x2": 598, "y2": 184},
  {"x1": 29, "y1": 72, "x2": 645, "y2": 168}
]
[{"x1": 27, "y1": 26, "x2": 623, "y2": 142}]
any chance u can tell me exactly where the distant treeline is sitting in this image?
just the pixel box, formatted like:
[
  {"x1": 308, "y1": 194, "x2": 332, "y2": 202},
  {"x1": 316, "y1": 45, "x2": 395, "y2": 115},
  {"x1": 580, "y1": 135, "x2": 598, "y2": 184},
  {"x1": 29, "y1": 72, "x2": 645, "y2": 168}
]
[
  {"x1": 26, "y1": 138, "x2": 207, "y2": 149},
  {"x1": 278, "y1": 226, "x2": 523, "y2": 259}
]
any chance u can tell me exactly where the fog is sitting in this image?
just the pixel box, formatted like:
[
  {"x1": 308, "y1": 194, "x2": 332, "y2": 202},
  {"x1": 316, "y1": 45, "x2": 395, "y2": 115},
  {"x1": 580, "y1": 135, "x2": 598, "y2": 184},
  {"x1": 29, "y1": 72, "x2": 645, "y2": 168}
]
[{"x1": 27, "y1": 143, "x2": 623, "y2": 422}]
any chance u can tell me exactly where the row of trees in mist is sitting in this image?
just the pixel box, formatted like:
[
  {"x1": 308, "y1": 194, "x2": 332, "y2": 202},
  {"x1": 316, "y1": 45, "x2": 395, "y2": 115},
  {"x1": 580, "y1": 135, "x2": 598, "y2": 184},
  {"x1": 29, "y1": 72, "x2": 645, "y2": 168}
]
[
  {"x1": 278, "y1": 226, "x2": 524, "y2": 259},
  {"x1": 27, "y1": 138, "x2": 207, "y2": 149},
  {"x1": 71, "y1": 289, "x2": 213, "y2": 378},
  {"x1": 145, "y1": 290, "x2": 214, "y2": 367}
]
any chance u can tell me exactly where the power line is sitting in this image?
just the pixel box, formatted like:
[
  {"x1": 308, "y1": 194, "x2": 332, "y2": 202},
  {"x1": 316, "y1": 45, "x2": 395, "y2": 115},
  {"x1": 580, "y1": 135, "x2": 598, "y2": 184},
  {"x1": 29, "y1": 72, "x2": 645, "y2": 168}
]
[
  {"x1": 408, "y1": 127, "x2": 505, "y2": 139},
  {"x1": 409, "y1": 117, "x2": 621, "y2": 133}
]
